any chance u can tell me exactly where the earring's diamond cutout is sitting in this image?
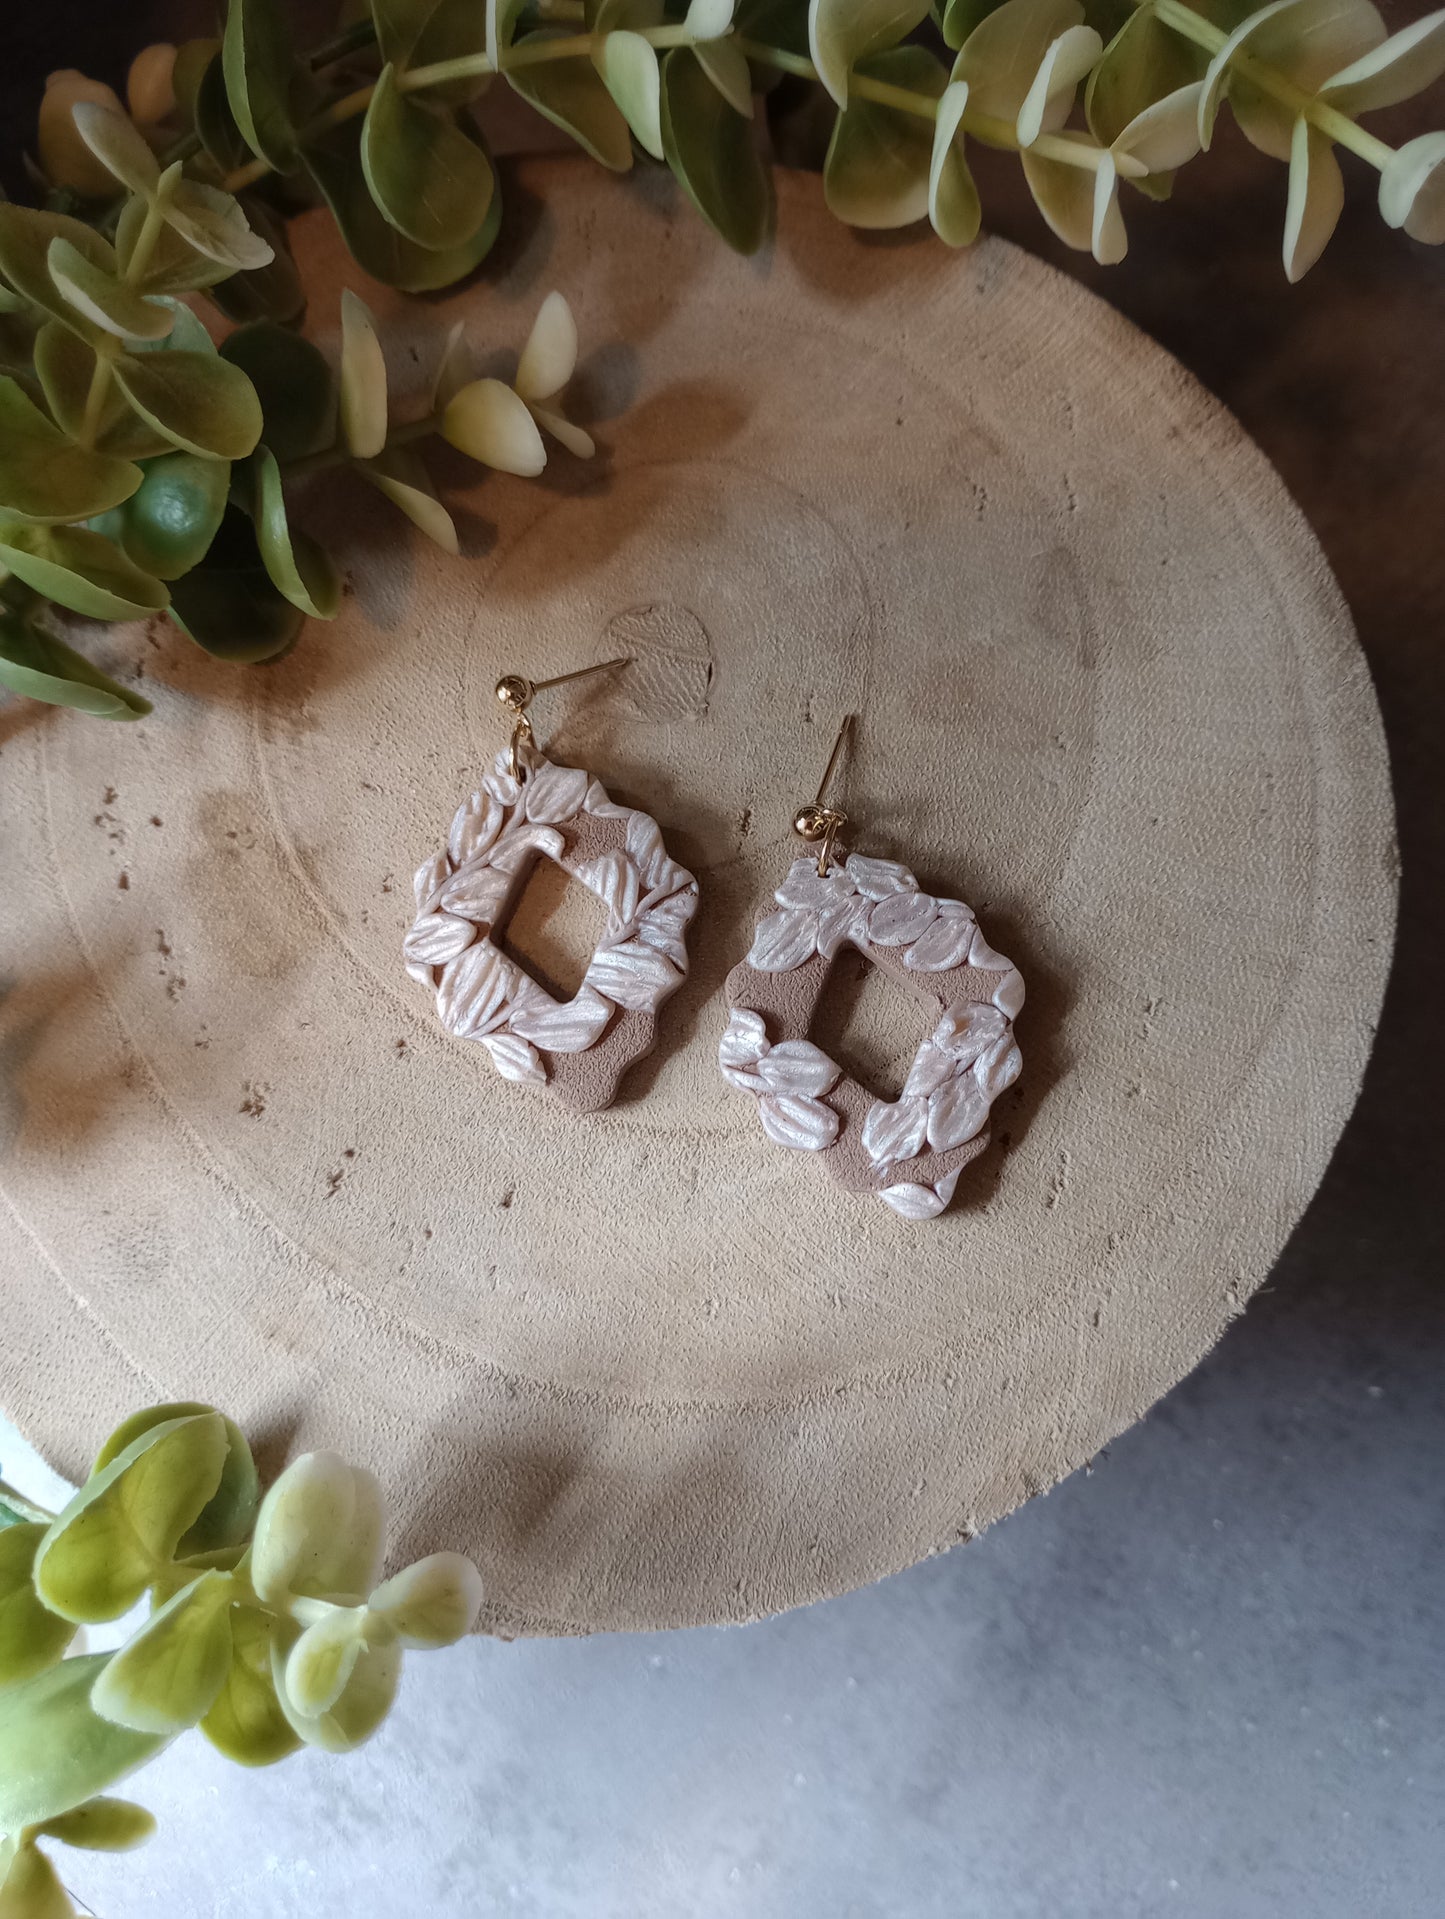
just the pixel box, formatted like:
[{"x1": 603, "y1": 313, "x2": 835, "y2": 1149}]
[
  {"x1": 810, "y1": 947, "x2": 932, "y2": 1104},
  {"x1": 721, "y1": 853, "x2": 1025, "y2": 1220},
  {"x1": 497, "y1": 853, "x2": 609, "y2": 1003},
  {"x1": 405, "y1": 751, "x2": 699, "y2": 1112}
]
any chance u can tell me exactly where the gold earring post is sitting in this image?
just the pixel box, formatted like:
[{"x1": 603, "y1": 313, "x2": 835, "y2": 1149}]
[
  {"x1": 793, "y1": 713, "x2": 855, "y2": 876},
  {"x1": 495, "y1": 656, "x2": 631, "y2": 778}
]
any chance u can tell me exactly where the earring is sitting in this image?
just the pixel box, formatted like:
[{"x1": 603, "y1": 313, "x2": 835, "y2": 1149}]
[
  {"x1": 719, "y1": 717, "x2": 1025, "y2": 1220},
  {"x1": 404, "y1": 658, "x2": 699, "y2": 1111}
]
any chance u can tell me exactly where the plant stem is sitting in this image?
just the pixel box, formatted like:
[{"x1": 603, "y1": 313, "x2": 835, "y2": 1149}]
[
  {"x1": 282, "y1": 406, "x2": 443, "y2": 482},
  {"x1": 308, "y1": 18, "x2": 381, "y2": 70},
  {"x1": 1147, "y1": 0, "x2": 1396, "y2": 170}
]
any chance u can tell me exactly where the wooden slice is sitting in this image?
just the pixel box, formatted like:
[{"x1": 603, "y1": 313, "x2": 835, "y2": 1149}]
[{"x1": 0, "y1": 160, "x2": 1394, "y2": 1634}]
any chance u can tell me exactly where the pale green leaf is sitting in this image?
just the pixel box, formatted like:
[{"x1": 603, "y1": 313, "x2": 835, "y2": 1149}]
[
  {"x1": 360, "y1": 446, "x2": 461, "y2": 554},
  {"x1": 486, "y1": 0, "x2": 529, "y2": 71},
  {"x1": 34, "y1": 1797, "x2": 156, "y2": 1853},
  {"x1": 686, "y1": 0, "x2": 736, "y2": 36},
  {"x1": 1016, "y1": 24, "x2": 1102, "y2": 145},
  {"x1": 0, "y1": 1843, "x2": 75, "y2": 1919},
  {"x1": 46, "y1": 239, "x2": 174, "y2": 343},
  {"x1": 1225, "y1": 70, "x2": 1296, "y2": 158},
  {"x1": 0, "y1": 1524, "x2": 77, "y2": 1686},
  {"x1": 694, "y1": 38, "x2": 755, "y2": 117},
  {"x1": 527, "y1": 403, "x2": 596, "y2": 458},
  {"x1": 223, "y1": 0, "x2": 299, "y2": 170},
  {"x1": 659, "y1": 47, "x2": 772, "y2": 252},
  {"x1": 808, "y1": 0, "x2": 932, "y2": 109},
  {"x1": 515, "y1": 291, "x2": 578, "y2": 403},
  {"x1": 375, "y1": 0, "x2": 489, "y2": 102},
  {"x1": 219, "y1": 323, "x2": 335, "y2": 463},
  {"x1": 361, "y1": 67, "x2": 496, "y2": 252},
  {"x1": 0, "y1": 522, "x2": 169, "y2": 623},
  {"x1": 253, "y1": 446, "x2": 342, "y2": 620},
  {"x1": 956, "y1": 0, "x2": 1083, "y2": 126},
  {"x1": 0, "y1": 376, "x2": 141, "y2": 523},
  {"x1": 159, "y1": 172, "x2": 276, "y2": 273},
  {"x1": 428, "y1": 319, "x2": 471, "y2": 410},
  {"x1": 91, "y1": 1405, "x2": 259, "y2": 1555},
  {"x1": 0, "y1": 1655, "x2": 173, "y2": 1832},
  {"x1": 1022, "y1": 135, "x2": 1126, "y2": 261},
  {"x1": 340, "y1": 288, "x2": 388, "y2": 459},
  {"x1": 281, "y1": 1606, "x2": 366, "y2": 1716},
  {"x1": 90, "y1": 1570, "x2": 235, "y2": 1734},
  {"x1": 1320, "y1": 6, "x2": 1445, "y2": 111},
  {"x1": 0, "y1": 206, "x2": 113, "y2": 335},
  {"x1": 367, "y1": 1552, "x2": 484, "y2": 1647},
  {"x1": 36, "y1": 74, "x2": 126, "y2": 199},
  {"x1": 194, "y1": 47, "x2": 252, "y2": 172},
  {"x1": 1244, "y1": 0, "x2": 1384, "y2": 89},
  {"x1": 443, "y1": 378, "x2": 547, "y2": 474},
  {"x1": 1378, "y1": 129, "x2": 1445, "y2": 241},
  {"x1": 115, "y1": 194, "x2": 235, "y2": 296},
  {"x1": 166, "y1": 506, "x2": 307, "y2": 662},
  {"x1": 271, "y1": 1632, "x2": 401, "y2": 1754},
  {"x1": 113, "y1": 348, "x2": 263, "y2": 461},
  {"x1": 593, "y1": 31, "x2": 665, "y2": 158},
  {"x1": 199, "y1": 1607, "x2": 301, "y2": 1767},
  {"x1": 33, "y1": 1415, "x2": 228, "y2": 1623},
  {"x1": 1085, "y1": 5, "x2": 1209, "y2": 149},
  {"x1": 929, "y1": 80, "x2": 982, "y2": 245},
  {"x1": 32, "y1": 322, "x2": 98, "y2": 440},
  {"x1": 1113, "y1": 80, "x2": 1207, "y2": 170},
  {"x1": 823, "y1": 46, "x2": 946, "y2": 229},
  {"x1": 250, "y1": 1453, "x2": 386, "y2": 1608},
  {"x1": 0, "y1": 616, "x2": 151, "y2": 721},
  {"x1": 506, "y1": 36, "x2": 635, "y2": 170},
  {"x1": 70, "y1": 102, "x2": 161, "y2": 197},
  {"x1": 1283, "y1": 114, "x2": 1342, "y2": 280}
]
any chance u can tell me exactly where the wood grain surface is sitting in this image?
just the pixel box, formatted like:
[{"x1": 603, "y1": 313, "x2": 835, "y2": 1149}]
[{"x1": 0, "y1": 159, "x2": 1395, "y2": 1633}]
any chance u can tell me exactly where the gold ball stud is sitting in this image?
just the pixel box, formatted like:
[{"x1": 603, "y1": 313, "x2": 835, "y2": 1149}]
[
  {"x1": 793, "y1": 804, "x2": 829, "y2": 842},
  {"x1": 495, "y1": 674, "x2": 531, "y2": 713}
]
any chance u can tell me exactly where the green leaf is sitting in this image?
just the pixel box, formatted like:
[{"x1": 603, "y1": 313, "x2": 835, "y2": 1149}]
[
  {"x1": 45, "y1": 239, "x2": 174, "y2": 345},
  {"x1": 220, "y1": 324, "x2": 334, "y2": 463},
  {"x1": 172, "y1": 36, "x2": 222, "y2": 130},
  {"x1": 941, "y1": 0, "x2": 1009, "y2": 47},
  {"x1": 33, "y1": 323, "x2": 96, "y2": 440},
  {"x1": 1378, "y1": 128, "x2": 1445, "y2": 241},
  {"x1": 593, "y1": 32, "x2": 665, "y2": 158},
  {"x1": 515, "y1": 291, "x2": 578, "y2": 403},
  {"x1": 199, "y1": 1607, "x2": 301, "y2": 1767},
  {"x1": 0, "y1": 523, "x2": 168, "y2": 623},
  {"x1": 108, "y1": 453, "x2": 231, "y2": 581},
  {"x1": 368, "y1": 1552, "x2": 483, "y2": 1647},
  {"x1": 223, "y1": 0, "x2": 300, "y2": 170},
  {"x1": 166, "y1": 506, "x2": 307, "y2": 661},
  {"x1": 194, "y1": 47, "x2": 253, "y2": 172},
  {"x1": 92, "y1": 1404, "x2": 259, "y2": 1554},
  {"x1": 442, "y1": 378, "x2": 546, "y2": 474},
  {"x1": 505, "y1": 34, "x2": 635, "y2": 171},
  {"x1": 929, "y1": 79, "x2": 982, "y2": 244},
  {"x1": 33, "y1": 1415, "x2": 228, "y2": 1623},
  {"x1": 0, "y1": 1524, "x2": 77, "y2": 1686},
  {"x1": 307, "y1": 121, "x2": 503, "y2": 291},
  {"x1": 824, "y1": 45, "x2": 947, "y2": 228},
  {"x1": 34, "y1": 1797, "x2": 157, "y2": 1852},
  {"x1": 955, "y1": 0, "x2": 1085, "y2": 126},
  {"x1": 340, "y1": 289, "x2": 388, "y2": 459},
  {"x1": 114, "y1": 196, "x2": 234, "y2": 297},
  {"x1": 659, "y1": 48, "x2": 773, "y2": 252},
  {"x1": 361, "y1": 65, "x2": 497, "y2": 252},
  {"x1": 112, "y1": 349, "x2": 263, "y2": 461},
  {"x1": 253, "y1": 447, "x2": 342, "y2": 620},
  {"x1": 250, "y1": 1453, "x2": 385, "y2": 1607},
  {"x1": 359, "y1": 446, "x2": 459, "y2": 554},
  {"x1": 375, "y1": 0, "x2": 490, "y2": 102},
  {"x1": 0, "y1": 377, "x2": 141, "y2": 524},
  {"x1": 90, "y1": 1569, "x2": 236, "y2": 1733},
  {"x1": 1086, "y1": 3, "x2": 1208, "y2": 147},
  {"x1": 695, "y1": 38, "x2": 755, "y2": 116},
  {"x1": 1320, "y1": 7, "x2": 1445, "y2": 111},
  {"x1": 271, "y1": 1630, "x2": 401, "y2": 1753},
  {"x1": 204, "y1": 199, "x2": 306, "y2": 327},
  {"x1": 158, "y1": 171, "x2": 276, "y2": 274},
  {"x1": 1022, "y1": 133, "x2": 1126, "y2": 260},
  {"x1": 0, "y1": 1655, "x2": 173, "y2": 1832},
  {"x1": 1015, "y1": 23, "x2": 1102, "y2": 145},
  {"x1": 0, "y1": 1842, "x2": 75, "y2": 1919},
  {"x1": 0, "y1": 206, "x2": 113, "y2": 336},
  {"x1": 1282, "y1": 114, "x2": 1342, "y2": 281},
  {"x1": 0, "y1": 616, "x2": 151, "y2": 721},
  {"x1": 280, "y1": 1606, "x2": 366, "y2": 1716},
  {"x1": 70, "y1": 103, "x2": 161, "y2": 198},
  {"x1": 808, "y1": 0, "x2": 932, "y2": 108}
]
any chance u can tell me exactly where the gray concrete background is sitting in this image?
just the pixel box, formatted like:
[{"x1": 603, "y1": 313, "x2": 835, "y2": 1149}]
[{"x1": 3, "y1": 5, "x2": 1442, "y2": 1915}]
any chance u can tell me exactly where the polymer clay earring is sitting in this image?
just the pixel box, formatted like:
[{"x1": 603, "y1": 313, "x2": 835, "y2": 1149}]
[
  {"x1": 719, "y1": 717, "x2": 1025, "y2": 1220},
  {"x1": 404, "y1": 658, "x2": 699, "y2": 1112}
]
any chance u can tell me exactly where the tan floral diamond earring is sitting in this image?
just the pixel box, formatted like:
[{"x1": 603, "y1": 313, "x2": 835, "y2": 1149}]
[
  {"x1": 719, "y1": 716, "x2": 1025, "y2": 1220},
  {"x1": 405, "y1": 658, "x2": 699, "y2": 1112}
]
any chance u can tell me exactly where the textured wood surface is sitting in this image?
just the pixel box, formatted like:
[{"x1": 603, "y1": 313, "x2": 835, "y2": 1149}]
[{"x1": 0, "y1": 159, "x2": 1395, "y2": 1634}]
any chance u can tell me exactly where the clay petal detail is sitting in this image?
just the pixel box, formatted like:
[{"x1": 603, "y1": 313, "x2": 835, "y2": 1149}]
[
  {"x1": 757, "y1": 1039, "x2": 840, "y2": 1098},
  {"x1": 524, "y1": 759, "x2": 590, "y2": 824},
  {"x1": 816, "y1": 895, "x2": 872, "y2": 961},
  {"x1": 719, "y1": 1008, "x2": 768, "y2": 1069},
  {"x1": 992, "y1": 968, "x2": 1026, "y2": 1019},
  {"x1": 932, "y1": 1000, "x2": 1006, "y2": 1066},
  {"x1": 481, "y1": 1031, "x2": 545, "y2": 1082},
  {"x1": 845, "y1": 853, "x2": 918, "y2": 900},
  {"x1": 974, "y1": 1035, "x2": 1024, "y2": 1099},
  {"x1": 438, "y1": 860, "x2": 512, "y2": 925},
  {"x1": 902, "y1": 1042, "x2": 954, "y2": 1099},
  {"x1": 861, "y1": 1094, "x2": 928, "y2": 1170},
  {"x1": 869, "y1": 892, "x2": 938, "y2": 945},
  {"x1": 776, "y1": 860, "x2": 857, "y2": 910},
  {"x1": 967, "y1": 925, "x2": 1013, "y2": 970},
  {"x1": 413, "y1": 850, "x2": 449, "y2": 913},
  {"x1": 403, "y1": 911, "x2": 476, "y2": 966},
  {"x1": 879, "y1": 1180, "x2": 948, "y2": 1221},
  {"x1": 926, "y1": 1077, "x2": 990, "y2": 1152},
  {"x1": 584, "y1": 939, "x2": 681, "y2": 1011},
  {"x1": 904, "y1": 910, "x2": 977, "y2": 972},
  {"x1": 448, "y1": 791, "x2": 503, "y2": 866},
  {"x1": 508, "y1": 984, "x2": 613, "y2": 1053},
  {"x1": 488, "y1": 823, "x2": 566, "y2": 877},
  {"x1": 759, "y1": 1093, "x2": 840, "y2": 1151},
  {"x1": 748, "y1": 907, "x2": 819, "y2": 972},
  {"x1": 574, "y1": 850, "x2": 641, "y2": 930},
  {"x1": 437, "y1": 941, "x2": 514, "y2": 1038}
]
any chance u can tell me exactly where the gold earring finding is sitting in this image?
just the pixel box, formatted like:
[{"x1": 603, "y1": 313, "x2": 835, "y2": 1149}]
[
  {"x1": 793, "y1": 712, "x2": 855, "y2": 876},
  {"x1": 495, "y1": 656, "x2": 630, "y2": 780}
]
